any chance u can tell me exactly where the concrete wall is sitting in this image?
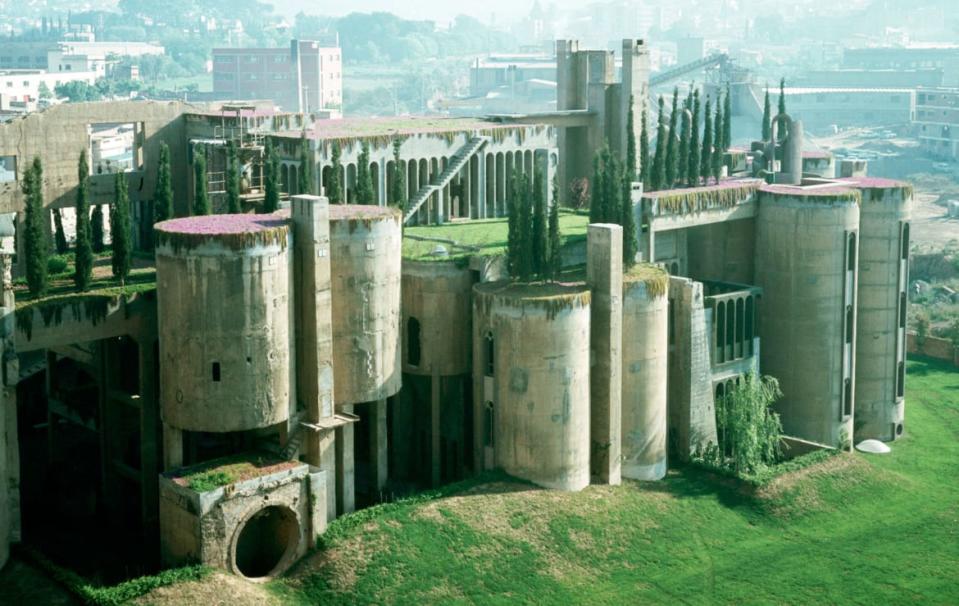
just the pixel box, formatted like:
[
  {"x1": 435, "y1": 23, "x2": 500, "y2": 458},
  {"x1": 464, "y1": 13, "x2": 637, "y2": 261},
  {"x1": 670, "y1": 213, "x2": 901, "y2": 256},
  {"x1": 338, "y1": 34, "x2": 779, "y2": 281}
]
[
  {"x1": 329, "y1": 205, "x2": 402, "y2": 405},
  {"x1": 156, "y1": 219, "x2": 294, "y2": 433},
  {"x1": 907, "y1": 332, "x2": 958, "y2": 364},
  {"x1": 472, "y1": 282, "x2": 591, "y2": 491},
  {"x1": 621, "y1": 271, "x2": 669, "y2": 480},
  {"x1": 755, "y1": 190, "x2": 860, "y2": 447},
  {"x1": 685, "y1": 219, "x2": 756, "y2": 284},
  {"x1": 401, "y1": 261, "x2": 473, "y2": 377},
  {"x1": 855, "y1": 183, "x2": 911, "y2": 441}
]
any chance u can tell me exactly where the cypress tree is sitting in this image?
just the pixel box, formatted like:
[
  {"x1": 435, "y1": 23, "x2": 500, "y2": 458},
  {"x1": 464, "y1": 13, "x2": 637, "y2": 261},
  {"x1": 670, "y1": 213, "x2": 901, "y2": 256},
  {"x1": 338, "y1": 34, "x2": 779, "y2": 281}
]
[
  {"x1": 52, "y1": 208, "x2": 67, "y2": 254},
  {"x1": 91, "y1": 203, "x2": 104, "y2": 253},
  {"x1": 602, "y1": 148, "x2": 623, "y2": 226},
  {"x1": 650, "y1": 96, "x2": 667, "y2": 192},
  {"x1": 778, "y1": 77, "x2": 787, "y2": 116},
  {"x1": 639, "y1": 102, "x2": 650, "y2": 190},
  {"x1": 326, "y1": 141, "x2": 343, "y2": 203},
  {"x1": 298, "y1": 135, "x2": 313, "y2": 196},
  {"x1": 678, "y1": 96, "x2": 691, "y2": 188},
  {"x1": 688, "y1": 90, "x2": 701, "y2": 186},
  {"x1": 110, "y1": 172, "x2": 131, "y2": 283},
  {"x1": 22, "y1": 157, "x2": 48, "y2": 297},
  {"x1": 625, "y1": 95, "x2": 637, "y2": 182},
  {"x1": 154, "y1": 142, "x2": 173, "y2": 224},
  {"x1": 74, "y1": 151, "x2": 92, "y2": 291},
  {"x1": 621, "y1": 157, "x2": 637, "y2": 267},
  {"x1": 355, "y1": 142, "x2": 374, "y2": 204},
  {"x1": 723, "y1": 84, "x2": 732, "y2": 151},
  {"x1": 517, "y1": 170, "x2": 534, "y2": 281},
  {"x1": 664, "y1": 87, "x2": 680, "y2": 188},
  {"x1": 506, "y1": 170, "x2": 520, "y2": 278},
  {"x1": 530, "y1": 168, "x2": 547, "y2": 278},
  {"x1": 390, "y1": 138, "x2": 406, "y2": 208},
  {"x1": 263, "y1": 139, "x2": 279, "y2": 213},
  {"x1": 701, "y1": 97, "x2": 713, "y2": 184},
  {"x1": 590, "y1": 151, "x2": 604, "y2": 223},
  {"x1": 762, "y1": 87, "x2": 772, "y2": 141},
  {"x1": 713, "y1": 99, "x2": 724, "y2": 184},
  {"x1": 226, "y1": 139, "x2": 241, "y2": 213},
  {"x1": 193, "y1": 146, "x2": 210, "y2": 215},
  {"x1": 547, "y1": 175, "x2": 561, "y2": 280}
]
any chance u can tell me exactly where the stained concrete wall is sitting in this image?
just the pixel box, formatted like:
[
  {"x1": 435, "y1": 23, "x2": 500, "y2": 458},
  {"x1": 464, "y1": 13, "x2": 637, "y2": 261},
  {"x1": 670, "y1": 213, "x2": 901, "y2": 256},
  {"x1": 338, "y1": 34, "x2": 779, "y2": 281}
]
[
  {"x1": 755, "y1": 190, "x2": 859, "y2": 447},
  {"x1": 685, "y1": 219, "x2": 756, "y2": 284},
  {"x1": 855, "y1": 182, "x2": 911, "y2": 441},
  {"x1": 156, "y1": 221, "x2": 294, "y2": 433},
  {"x1": 621, "y1": 271, "x2": 669, "y2": 480},
  {"x1": 401, "y1": 260, "x2": 473, "y2": 377},
  {"x1": 472, "y1": 282, "x2": 591, "y2": 491},
  {"x1": 329, "y1": 206, "x2": 402, "y2": 405}
]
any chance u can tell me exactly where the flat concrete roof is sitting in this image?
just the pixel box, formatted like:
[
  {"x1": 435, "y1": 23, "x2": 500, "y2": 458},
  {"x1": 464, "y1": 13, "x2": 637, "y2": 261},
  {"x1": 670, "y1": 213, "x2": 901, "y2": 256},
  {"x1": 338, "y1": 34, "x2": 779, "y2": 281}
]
[{"x1": 273, "y1": 116, "x2": 542, "y2": 141}]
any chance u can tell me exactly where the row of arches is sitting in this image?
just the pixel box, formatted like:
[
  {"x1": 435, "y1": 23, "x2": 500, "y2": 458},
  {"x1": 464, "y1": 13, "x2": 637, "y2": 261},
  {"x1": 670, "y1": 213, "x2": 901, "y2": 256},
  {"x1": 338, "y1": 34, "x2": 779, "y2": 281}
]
[{"x1": 712, "y1": 294, "x2": 756, "y2": 365}]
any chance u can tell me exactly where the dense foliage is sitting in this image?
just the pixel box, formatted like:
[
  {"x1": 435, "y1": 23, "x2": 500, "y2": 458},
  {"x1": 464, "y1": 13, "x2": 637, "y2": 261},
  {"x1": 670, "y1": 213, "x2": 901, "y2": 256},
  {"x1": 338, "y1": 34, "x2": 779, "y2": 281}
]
[
  {"x1": 22, "y1": 157, "x2": 49, "y2": 297},
  {"x1": 298, "y1": 136, "x2": 314, "y2": 196},
  {"x1": 355, "y1": 142, "x2": 375, "y2": 204},
  {"x1": 226, "y1": 140, "x2": 241, "y2": 213},
  {"x1": 390, "y1": 139, "x2": 406, "y2": 208},
  {"x1": 110, "y1": 173, "x2": 132, "y2": 283},
  {"x1": 74, "y1": 151, "x2": 93, "y2": 292},
  {"x1": 192, "y1": 148, "x2": 210, "y2": 216},
  {"x1": 263, "y1": 139, "x2": 279, "y2": 213},
  {"x1": 506, "y1": 169, "x2": 560, "y2": 282},
  {"x1": 326, "y1": 142, "x2": 343, "y2": 204}
]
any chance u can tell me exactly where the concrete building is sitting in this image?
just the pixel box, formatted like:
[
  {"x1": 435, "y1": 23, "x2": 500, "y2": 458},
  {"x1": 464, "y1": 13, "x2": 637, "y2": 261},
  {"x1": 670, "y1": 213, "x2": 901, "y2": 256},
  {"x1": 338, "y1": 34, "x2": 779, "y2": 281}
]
[
  {"x1": 0, "y1": 68, "x2": 97, "y2": 104},
  {"x1": 768, "y1": 86, "x2": 916, "y2": 132},
  {"x1": 0, "y1": 39, "x2": 165, "y2": 77},
  {"x1": 212, "y1": 39, "x2": 342, "y2": 114},
  {"x1": 914, "y1": 88, "x2": 959, "y2": 161},
  {"x1": 843, "y1": 45, "x2": 959, "y2": 87},
  {"x1": 0, "y1": 38, "x2": 913, "y2": 585}
]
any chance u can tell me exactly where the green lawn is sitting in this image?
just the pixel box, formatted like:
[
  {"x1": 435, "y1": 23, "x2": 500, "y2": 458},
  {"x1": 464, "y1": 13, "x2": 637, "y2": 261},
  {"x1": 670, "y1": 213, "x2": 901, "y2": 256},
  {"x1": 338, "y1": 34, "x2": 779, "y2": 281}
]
[
  {"x1": 403, "y1": 210, "x2": 590, "y2": 262},
  {"x1": 269, "y1": 356, "x2": 959, "y2": 605}
]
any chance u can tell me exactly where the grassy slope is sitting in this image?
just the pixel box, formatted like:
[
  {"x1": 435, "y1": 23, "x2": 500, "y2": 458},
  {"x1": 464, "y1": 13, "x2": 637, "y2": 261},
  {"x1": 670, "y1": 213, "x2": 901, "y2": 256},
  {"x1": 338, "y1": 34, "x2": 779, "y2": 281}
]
[{"x1": 270, "y1": 357, "x2": 959, "y2": 605}]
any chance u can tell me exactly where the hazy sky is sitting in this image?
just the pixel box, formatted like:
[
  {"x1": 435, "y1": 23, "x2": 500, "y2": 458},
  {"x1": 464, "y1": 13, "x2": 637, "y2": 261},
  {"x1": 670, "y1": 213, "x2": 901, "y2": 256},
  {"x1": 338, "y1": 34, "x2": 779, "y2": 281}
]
[{"x1": 268, "y1": 0, "x2": 551, "y2": 24}]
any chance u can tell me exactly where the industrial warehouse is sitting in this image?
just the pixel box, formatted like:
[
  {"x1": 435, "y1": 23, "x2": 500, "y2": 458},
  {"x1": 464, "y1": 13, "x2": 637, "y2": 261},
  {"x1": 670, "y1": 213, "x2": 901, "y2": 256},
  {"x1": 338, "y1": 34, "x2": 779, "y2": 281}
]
[{"x1": 0, "y1": 38, "x2": 911, "y2": 588}]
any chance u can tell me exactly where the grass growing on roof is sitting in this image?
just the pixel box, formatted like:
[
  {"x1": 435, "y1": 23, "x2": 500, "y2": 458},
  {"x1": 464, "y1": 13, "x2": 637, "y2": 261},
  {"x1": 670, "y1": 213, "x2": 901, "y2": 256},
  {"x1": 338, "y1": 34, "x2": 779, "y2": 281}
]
[
  {"x1": 262, "y1": 356, "x2": 959, "y2": 605},
  {"x1": 403, "y1": 209, "x2": 590, "y2": 262}
]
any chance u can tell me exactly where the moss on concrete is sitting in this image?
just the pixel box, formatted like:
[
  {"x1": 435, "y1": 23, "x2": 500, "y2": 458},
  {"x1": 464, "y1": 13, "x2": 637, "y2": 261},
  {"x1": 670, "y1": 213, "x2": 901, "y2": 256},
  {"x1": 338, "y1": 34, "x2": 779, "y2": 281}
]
[
  {"x1": 168, "y1": 453, "x2": 299, "y2": 493},
  {"x1": 474, "y1": 280, "x2": 591, "y2": 320},
  {"x1": 623, "y1": 263, "x2": 669, "y2": 299},
  {"x1": 648, "y1": 181, "x2": 762, "y2": 216}
]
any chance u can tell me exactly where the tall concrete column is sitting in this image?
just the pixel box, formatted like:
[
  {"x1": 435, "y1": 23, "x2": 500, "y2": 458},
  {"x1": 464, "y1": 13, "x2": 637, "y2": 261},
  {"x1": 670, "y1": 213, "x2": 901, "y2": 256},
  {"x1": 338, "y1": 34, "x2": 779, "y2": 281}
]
[
  {"x1": 368, "y1": 398, "x2": 388, "y2": 495},
  {"x1": 587, "y1": 224, "x2": 623, "y2": 485},
  {"x1": 335, "y1": 404, "x2": 355, "y2": 516},
  {"x1": 291, "y1": 194, "x2": 337, "y2": 522}
]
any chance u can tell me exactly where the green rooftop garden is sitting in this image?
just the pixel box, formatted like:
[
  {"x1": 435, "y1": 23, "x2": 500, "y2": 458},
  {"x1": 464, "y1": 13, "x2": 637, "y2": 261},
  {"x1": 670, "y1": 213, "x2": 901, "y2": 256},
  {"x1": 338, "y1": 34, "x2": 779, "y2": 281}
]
[{"x1": 403, "y1": 210, "x2": 591, "y2": 263}]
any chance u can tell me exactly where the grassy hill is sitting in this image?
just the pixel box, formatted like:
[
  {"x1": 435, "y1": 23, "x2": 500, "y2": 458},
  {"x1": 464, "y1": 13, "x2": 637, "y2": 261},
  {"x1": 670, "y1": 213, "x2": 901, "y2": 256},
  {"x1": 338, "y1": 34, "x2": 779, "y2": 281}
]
[{"x1": 263, "y1": 357, "x2": 959, "y2": 604}]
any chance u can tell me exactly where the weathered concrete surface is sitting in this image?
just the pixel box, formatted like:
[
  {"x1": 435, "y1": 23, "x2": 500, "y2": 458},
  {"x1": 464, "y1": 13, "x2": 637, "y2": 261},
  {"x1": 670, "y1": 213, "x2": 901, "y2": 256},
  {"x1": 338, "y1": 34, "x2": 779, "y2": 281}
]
[
  {"x1": 401, "y1": 260, "x2": 473, "y2": 377},
  {"x1": 291, "y1": 195, "x2": 337, "y2": 521},
  {"x1": 156, "y1": 222, "x2": 294, "y2": 433},
  {"x1": 334, "y1": 404, "x2": 355, "y2": 516},
  {"x1": 621, "y1": 269, "x2": 669, "y2": 480},
  {"x1": 473, "y1": 282, "x2": 591, "y2": 491},
  {"x1": 755, "y1": 191, "x2": 859, "y2": 447},
  {"x1": 1, "y1": 254, "x2": 18, "y2": 571},
  {"x1": 329, "y1": 206, "x2": 402, "y2": 405},
  {"x1": 854, "y1": 182, "x2": 911, "y2": 441},
  {"x1": 587, "y1": 224, "x2": 622, "y2": 485},
  {"x1": 667, "y1": 277, "x2": 718, "y2": 460},
  {"x1": 685, "y1": 219, "x2": 756, "y2": 285},
  {"x1": 159, "y1": 463, "x2": 325, "y2": 579}
]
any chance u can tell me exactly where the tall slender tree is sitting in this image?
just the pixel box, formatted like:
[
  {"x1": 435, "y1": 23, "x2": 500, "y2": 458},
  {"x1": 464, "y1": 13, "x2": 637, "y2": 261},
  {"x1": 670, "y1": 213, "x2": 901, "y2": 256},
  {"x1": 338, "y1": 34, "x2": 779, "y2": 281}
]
[
  {"x1": 154, "y1": 142, "x2": 173, "y2": 225},
  {"x1": 263, "y1": 139, "x2": 279, "y2": 213},
  {"x1": 625, "y1": 95, "x2": 637, "y2": 182},
  {"x1": 74, "y1": 151, "x2": 92, "y2": 291},
  {"x1": 713, "y1": 99, "x2": 724, "y2": 184},
  {"x1": 517, "y1": 170, "x2": 534, "y2": 281},
  {"x1": 326, "y1": 141, "x2": 343, "y2": 203},
  {"x1": 52, "y1": 208, "x2": 67, "y2": 254},
  {"x1": 298, "y1": 134, "x2": 313, "y2": 196},
  {"x1": 688, "y1": 90, "x2": 701, "y2": 186},
  {"x1": 226, "y1": 139, "x2": 241, "y2": 213},
  {"x1": 590, "y1": 152, "x2": 604, "y2": 223},
  {"x1": 91, "y1": 202, "x2": 104, "y2": 253},
  {"x1": 701, "y1": 97, "x2": 713, "y2": 184},
  {"x1": 22, "y1": 157, "x2": 48, "y2": 297},
  {"x1": 530, "y1": 168, "x2": 547, "y2": 277},
  {"x1": 390, "y1": 138, "x2": 406, "y2": 208},
  {"x1": 355, "y1": 142, "x2": 374, "y2": 204},
  {"x1": 778, "y1": 77, "x2": 787, "y2": 116},
  {"x1": 193, "y1": 146, "x2": 210, "y2": 215},
  {"x1": 547, "y1": 175, "x2": 562, "y2": 280},
  {"x1": 678, "y1": 95, "x2": 691, "y2": 188},
  {"x1": 639, "y1": 102, "x2": 650, "y2": 190},
  {"x1": 602, "y1": 148, "x2": 623, "y2": 226},
  {"x1": 621, "y1": 160, "x2": 637, "y2": 267},
  {"x1": 762, "y1": 87, "x2": 772, "y2": 141},
  {"x1": 650, "y1": 96, "x2": 667, "y2": 191},
  {"x1": 665, "y1": 87, "x2": 680, "y2": 188},
  {"x1": 506, "y1": 170, "x2": 521, "y2": 278},
  {"x1": 110, "y1": 172, "x2": 131, "y2": 284},
  {"x1": 723, "y1": 84, "x2": 732, "y2": 151}
]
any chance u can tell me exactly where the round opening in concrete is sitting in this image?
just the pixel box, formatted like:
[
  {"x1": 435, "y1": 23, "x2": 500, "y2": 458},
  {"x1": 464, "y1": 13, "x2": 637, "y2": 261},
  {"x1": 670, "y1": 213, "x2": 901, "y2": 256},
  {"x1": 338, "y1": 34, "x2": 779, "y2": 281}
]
[
  {"x1": 233, "y1": 505, "x2": 299, "y2": 580},
  {"x1": 896, "y1": 423, "x2": 904, "y2": 437}
]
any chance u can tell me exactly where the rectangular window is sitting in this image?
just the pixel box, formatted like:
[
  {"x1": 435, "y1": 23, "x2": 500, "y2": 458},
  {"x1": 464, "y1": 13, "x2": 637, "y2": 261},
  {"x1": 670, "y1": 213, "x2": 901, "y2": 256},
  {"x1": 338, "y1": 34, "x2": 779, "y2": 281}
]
[
  {"x1": 0, "y1": 156, "x2": 15, "y2": 183},
  {"x1": 212, "y1": 362, "x2": 221, "y2": 382},
  {"x1": 88, "y1": 122, "x2": 141, "y2": 174},
  {"x1": 843, "y1": 379, "x2": 853, "y2": 418}
]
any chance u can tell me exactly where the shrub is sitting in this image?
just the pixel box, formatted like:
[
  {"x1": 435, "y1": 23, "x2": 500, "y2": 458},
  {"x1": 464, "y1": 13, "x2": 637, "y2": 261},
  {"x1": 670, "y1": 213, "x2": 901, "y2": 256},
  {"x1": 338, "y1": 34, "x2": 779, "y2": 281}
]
[{"x1": 47, "y1": 254, "x2": 70, "y2": 275}]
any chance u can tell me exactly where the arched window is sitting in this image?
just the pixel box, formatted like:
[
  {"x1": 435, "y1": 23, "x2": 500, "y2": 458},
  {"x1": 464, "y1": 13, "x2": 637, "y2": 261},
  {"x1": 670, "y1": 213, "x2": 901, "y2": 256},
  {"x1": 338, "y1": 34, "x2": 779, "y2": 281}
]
[
  {"x1": 484, "y1": 332, "x2": 495, "y2": 377},
  {"x1": 847, "y1": 233, "x2": 857, "y2": 271},
  {"x1": 407, "y1": 317, "x2": 421, "y2": 367},
  {"x1": 901, "y1": 223, "x2": 910, "y2": 260},
  {"x1": 899, "y1": 292, "x2": 907, "y2": 329},
  {"x1": 843, "y1": 378, "x2": 853, "y2": 418},
  {"x1": 485, "y1": 401, "x2": 495, "y2": 447},
  {"x1": 845, "y1": 305, "x2": 854, "y2": 344}
]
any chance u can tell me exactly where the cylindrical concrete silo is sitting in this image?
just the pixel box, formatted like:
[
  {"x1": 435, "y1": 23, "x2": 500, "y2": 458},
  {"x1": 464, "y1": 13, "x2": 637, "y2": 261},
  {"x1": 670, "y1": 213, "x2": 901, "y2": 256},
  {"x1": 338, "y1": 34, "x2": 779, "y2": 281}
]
[
  {"x1": 401, "y1": 260, "x2": 473, "y2": 377},
  {"x1": 621, "y1": 265, "x2": 669, "y2": 480},
  {"x1": 156, "y1": 214, "x2": 293, "y2": 433},
  {"x1": 472, "y1": 282, "x2": 591, "y2": 491},
  {"x1": 754, "y1": 185, "x2": 861, "y2": 447},
  {"x1": 329, "y1": 205, "x2": 403, "y2": 405},
  {"x1": 852, "y1": 178, "x2": 911, "y2": 441}
]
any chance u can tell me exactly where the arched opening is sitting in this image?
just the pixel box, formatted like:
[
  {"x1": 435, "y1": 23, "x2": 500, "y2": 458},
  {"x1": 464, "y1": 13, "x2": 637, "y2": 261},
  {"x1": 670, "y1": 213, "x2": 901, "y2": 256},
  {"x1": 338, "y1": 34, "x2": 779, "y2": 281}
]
[
  {"x1": 233, "y1": 505, "x2": 299, "y2": 579},
  {"x1": 484, "y1": 401, "x2": 495, "y2": 447},
  {"x1": 901, "y1": 223, "x2": 910, "y2": 260},
  {"x1": 370, "y1": 161, "x2": 380, "y2": 204},
  {"x1": 845, "y1": 305, "x2": 854, "y2": 344},
  {"x1": 847, "y1": 233, "x2": 857, "y2": 271},
  {"x1": 407, "y1": 317, "x2": 421, "y2": 367},
  {"x1": 484, "y1": 332, "x2": 494, "y2": 377},
  {"x1": 744, "y1": 296, "x2": 755, "y2": 356},
  {"x1": 716, "y1": 301, "x2": 726, "y2": 363}
]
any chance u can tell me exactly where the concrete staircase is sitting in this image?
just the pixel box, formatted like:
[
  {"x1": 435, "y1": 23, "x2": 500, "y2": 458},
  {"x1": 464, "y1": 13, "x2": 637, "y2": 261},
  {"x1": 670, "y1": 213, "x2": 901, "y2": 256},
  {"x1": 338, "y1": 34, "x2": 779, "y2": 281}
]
[{"x1": 403, "y1": 135, "x2": 490, "y2": 225}]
